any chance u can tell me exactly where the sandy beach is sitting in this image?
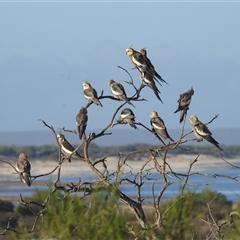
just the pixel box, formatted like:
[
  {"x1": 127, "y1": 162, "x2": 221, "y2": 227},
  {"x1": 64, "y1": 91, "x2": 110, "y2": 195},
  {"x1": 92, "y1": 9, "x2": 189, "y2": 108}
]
[
  {"x1": 0, "y1": 154, "x2": 239, "y2": 202},
  {"x1": 33, "y1": 153, "x2": 240, "y2": 175},
  {"x1": 1, "y1": 154, "x2": 239, "y2": 181}
]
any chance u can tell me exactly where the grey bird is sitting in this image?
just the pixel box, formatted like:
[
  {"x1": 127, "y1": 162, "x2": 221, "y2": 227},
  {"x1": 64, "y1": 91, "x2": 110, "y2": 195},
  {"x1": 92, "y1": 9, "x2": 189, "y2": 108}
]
[
  {"x1": 76, "y1": 107, "x2": 88, "y2": 140},
  {"x1": 82, "y1": 81, "x2": 103, "y2": 107},
  {"x1": 16, "y1": 152, "x2": 31, "y2": 187},
  {"x1": 108, "y1": 79, "x2": 135, "y2": 107},
  {"x1": 126, "y1": 47, "x2": 168, "y2": 85},
  {"x1": 139, "y1": 48, "x2": 147, "y2": 57},
  {"x1": 116, "y1": 108, "x2": 138, "y2": 129},
  {"x1": 174, "y1": 87, "x2": 194, "y2": 123},
  {"x1": 150, "y1": 111, "x2": 174, "y2": 141},
  {"x1": 57, "y1": 133, "x2": 84, "y2": 162},
  {"x1": 140, "y1": 71, "x2": 163, "y2": 103},
  {"x1": 189, "y1": 116, "x2": 223, "y2": 151}
]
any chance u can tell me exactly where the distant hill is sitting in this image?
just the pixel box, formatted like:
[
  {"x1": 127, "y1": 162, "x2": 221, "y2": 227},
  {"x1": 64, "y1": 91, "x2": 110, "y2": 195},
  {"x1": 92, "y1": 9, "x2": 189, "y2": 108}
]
[{"x1": 0, "y1": 128, "x2": 239, "y2": 146}]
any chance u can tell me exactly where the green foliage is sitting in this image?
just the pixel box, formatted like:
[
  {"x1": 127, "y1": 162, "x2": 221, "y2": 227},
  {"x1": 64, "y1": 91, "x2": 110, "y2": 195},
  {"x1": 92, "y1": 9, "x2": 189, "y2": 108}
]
[
  {"x1": 225, "y1": 201, "x2": 240, "y2": 238},
  {"x1": 15, "y1": 146, "x2": 36, "y2": 157},
  {"x1": 0, "y1": 145, "x2": 16, "y2": 156},
  {"x1": 0, "y1": 199, "x2": 14, "y2": 212},
  {"x1": 190, "y1": 188, "x2": 232, "y2": 220},
  {"x1": 13, "y1": 190, "x2": 128, "y2": 240},
  {"x1": 156, "y1": 192, "x2": 197, "y2": 239},
  {"x1": 0, "y1": 200, "x2": 19, "y2": 238},
  {"x1": 15, "y1": 189, "x2": 53, "y2": 216},
  {"x1": 156, "y1": 188, "x2": 232, "y2": 239},
  {"x1": 1, "y1": 144, "x2": 240, "y2": 160},
  {"x1": 10, "y1": 188, "x2": 240, "y2": 239}
]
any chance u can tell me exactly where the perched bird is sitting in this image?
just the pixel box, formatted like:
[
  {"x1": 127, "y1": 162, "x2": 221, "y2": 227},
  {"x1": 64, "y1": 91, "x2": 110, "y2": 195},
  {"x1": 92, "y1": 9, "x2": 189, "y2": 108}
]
[
  {"x1": 126, "y1": 47, "x2": 168, "y2": 85},
  {"x1": 16, "y1": 153, "x2": 31, "y2": 187},
  {"x1": 76, "y1": 107, "x2": 88, "y2": 140},
  {"x1": 116, "y1": 108, "x2": 138, "y2": 129},
  {"x1": 82, "y1": 81, "x2": 103, "y2": 107},
  {"x1": 126, "y1": 47, "x2": 148, "y2": 71},
  {"x1": 57, "y1": 133, "x2": 84, "y2": 162},
  {"x1": 139, "y1": 48, "x2": 147, "y2": 57},
  {"x1": 140, "y1": 71, "x2": 163, "y2": 103},
  {"x1": 108, "y1": 79, "x2": 135, "y2": 107},
  {"x1": 150, "y1": 111, "x2": 174, "y2": 141},
  {"x1": 174, "y1": 87, "x2": 194, "y2": 123},
  {"x1": 189, "y1": 116, "x2": 223, "y2": 151}
]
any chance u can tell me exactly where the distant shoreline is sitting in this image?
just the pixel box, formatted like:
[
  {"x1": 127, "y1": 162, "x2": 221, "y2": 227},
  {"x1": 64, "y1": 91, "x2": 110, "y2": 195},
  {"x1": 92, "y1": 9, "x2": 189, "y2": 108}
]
[
  {"x1": 1, "y1": 128, "x2": 240, "y2": 146},
  {"x1": 1, "y1": 154, "x2": 239, "y2": 181},
  {"x1": 1, "y1": 154, "x2": 239, "y2": 202}
]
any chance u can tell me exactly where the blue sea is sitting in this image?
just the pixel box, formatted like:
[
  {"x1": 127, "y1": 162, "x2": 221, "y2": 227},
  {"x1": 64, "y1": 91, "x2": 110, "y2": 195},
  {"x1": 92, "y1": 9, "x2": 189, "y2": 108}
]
[{"x1": 1, "y1": 167, "x2": 240, "y2": 203}]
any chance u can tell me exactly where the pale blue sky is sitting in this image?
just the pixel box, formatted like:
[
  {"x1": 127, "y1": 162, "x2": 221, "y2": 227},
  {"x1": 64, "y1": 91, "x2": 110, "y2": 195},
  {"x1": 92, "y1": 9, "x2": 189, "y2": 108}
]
[{"x1": 1, "y1": 2, "x2": 240, "y2": 133}]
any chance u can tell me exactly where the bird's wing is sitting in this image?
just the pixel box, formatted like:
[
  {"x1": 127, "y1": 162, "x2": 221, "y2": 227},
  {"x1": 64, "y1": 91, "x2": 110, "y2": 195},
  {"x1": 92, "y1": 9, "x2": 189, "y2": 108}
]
[
  {"x1": 151, "y1": 117, "x2": 165, "y2": 130},
  {"x1": 111, "y1": 83, "x2": 125, "y2": 96},
  {"x1": 132, "y1": 52, "x2": 146, "y2": 67},
  {"x1": 194, "y1": 122, "x2": 212, "y2": 137},
  {"x1": 84, "y1": 88, "x2": 95, "y2": 99}
]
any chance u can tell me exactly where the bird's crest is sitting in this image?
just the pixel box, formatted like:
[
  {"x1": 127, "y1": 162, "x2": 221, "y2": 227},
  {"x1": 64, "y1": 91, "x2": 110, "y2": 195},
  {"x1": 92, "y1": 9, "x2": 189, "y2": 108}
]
[
  {"x1": 150, "y1": 111, "x2": 157, "y2": 118},
  {"x1": 19, "y1": 152, "x2": 28, "y2": 160},
  {"x1": 126, "y1": 45, "x2": 133, "y2": 54},
  {"x1": 190, "y1": 115, "x2": 198, "y2": 122},
  {"x1": 190, "y1": 86, "x2": 194, "y2": 94},
  {"x1": 108, "y1": 79, "x2": 115, "y2": 85},
  {"x1": 57, "y1": 133, "x2": 64, "y2": 139},
  {"x1": 83, "y1": 80, "x2": 89, "y2": 86}
]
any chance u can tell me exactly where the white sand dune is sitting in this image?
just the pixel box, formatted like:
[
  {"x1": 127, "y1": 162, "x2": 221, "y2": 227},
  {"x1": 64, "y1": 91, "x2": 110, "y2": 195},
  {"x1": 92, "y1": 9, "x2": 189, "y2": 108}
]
[{"x1": 1, "y1": 154, "x2": 239, "y2": 181}]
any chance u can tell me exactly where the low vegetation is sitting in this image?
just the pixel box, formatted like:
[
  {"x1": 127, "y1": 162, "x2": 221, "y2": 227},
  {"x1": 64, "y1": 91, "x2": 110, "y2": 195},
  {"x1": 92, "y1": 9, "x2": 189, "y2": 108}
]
[
  {"x1": 1, "y1": 143, "x2": 240, "y2": 160},
  {"x1": 0, "y1": 188, "x2": 240, "y2": 239}
]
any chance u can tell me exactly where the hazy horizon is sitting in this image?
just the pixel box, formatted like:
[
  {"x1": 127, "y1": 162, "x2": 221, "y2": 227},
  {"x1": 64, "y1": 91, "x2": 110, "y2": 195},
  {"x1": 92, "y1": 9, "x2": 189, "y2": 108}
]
[{"x1": 1, "y1": 127, "x2": 239, "y2": 147}]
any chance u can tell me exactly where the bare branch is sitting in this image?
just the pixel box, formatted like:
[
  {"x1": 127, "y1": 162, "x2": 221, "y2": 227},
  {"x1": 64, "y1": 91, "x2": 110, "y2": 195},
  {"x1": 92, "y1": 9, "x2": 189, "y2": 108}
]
[
  {"x1": 205, "y1": 192, "x2": 225, "y2": 238},
  {"x1": 181, "y1": 153, "x2": 200, "y2": 194},
  {"x1": 0, "y1": 160, "x2": 18, "y2": 174},
  {"x1": 57, "y1": 127, "x2": 78, "y2": 135},
  {"x1": 31, "y1": 164, "x2": 59, "y2": 181},
  {"x1": 0, "y1": 216, "x2": 21, "y2": 235},
  {"x1": 205, "y1": 114, "x2": 219, "y2": 125},
  {"x1": 229, "y1": 211, "x2": 240, "y2": 229}
]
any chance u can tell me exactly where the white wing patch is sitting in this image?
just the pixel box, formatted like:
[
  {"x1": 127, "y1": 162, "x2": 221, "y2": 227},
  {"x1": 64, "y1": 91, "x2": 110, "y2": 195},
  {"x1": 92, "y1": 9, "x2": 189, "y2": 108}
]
[
  {"x1": 195, "y1": 126, "x2": 209, "y2": 136},
  {"x1": 121, "y1": 113, "x2": 130, "y2": 118},
  {"x1": 132, "y1": 56, "x2": 143, "y2": 67},
  {"x1": 62, "y1": 146, "x2": 73, "y2": 155},
  {"x1": 16, "y1": 165, "x2": 21, "y2": 173},
  {"x1": 84, "y1": 93, "x2": 91, "y2": 100},
  {"x1": 111, "y1": 88, "x2": 122, "y2": 96},
  {"x1": 142, "y1": 76, "x2": 152, "y2": 84},
  {"x1": 152, "y1": 122, "x2": 164, "y2": 130}
]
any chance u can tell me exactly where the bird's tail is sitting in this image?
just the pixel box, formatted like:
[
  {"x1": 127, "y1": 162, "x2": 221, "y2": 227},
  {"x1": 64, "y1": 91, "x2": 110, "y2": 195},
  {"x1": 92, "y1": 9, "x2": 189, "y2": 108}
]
[
  {"x1": 128, "y1": 120, "x2": 138, "y2": 130},
  {"x1": 174, "y1": 108, "x2": 180, "y2": 114},
  {"x1": 179, "y1": 110, "x2": 186, "y2": 123},
  {"x1": 154, "y1": 90, "x2": 163, "y2": 103},
  {"x1": 21, "y1": 172, "x2": 31, "y2": 187},
  {"x1": 206, "y1": 135, "x2": 224, "y2": 151},
  {"x1": 96, "y1": 99, "x2": 103, "y2": 107},
  {"x1": 78, "y1": 126, "x2": 84, "y2": 140},
  {"x1": 155, "y1": 72, "x2": 168, "y2": 85}
]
